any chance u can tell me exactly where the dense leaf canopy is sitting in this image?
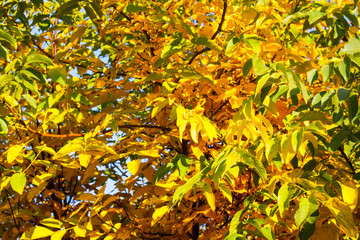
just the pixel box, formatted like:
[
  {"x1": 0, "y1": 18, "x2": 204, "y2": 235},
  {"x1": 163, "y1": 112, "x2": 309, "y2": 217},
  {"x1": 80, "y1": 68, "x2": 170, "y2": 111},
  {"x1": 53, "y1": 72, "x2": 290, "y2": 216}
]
[{"x1": 1, "y1": 0, "x2": 360, "y2": 239}]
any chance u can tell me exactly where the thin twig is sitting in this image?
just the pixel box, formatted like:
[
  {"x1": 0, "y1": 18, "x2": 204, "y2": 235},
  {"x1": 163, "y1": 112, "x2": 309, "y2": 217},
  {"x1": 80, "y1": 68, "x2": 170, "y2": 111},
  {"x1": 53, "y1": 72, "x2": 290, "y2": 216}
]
[
  {"x1": 339, "y1": 147, "x2": 355, "y2": 174},
  {"x1": 188, "y1": 0, "x2": 227, "y2": 65},
  {"x1": 211, "y1": 0, "x2": 227, "y2": 40},
  {"x1": 118, "y1": 124, "x2": 171, "y2": 131},
  {"x1": 4, "y1": 190, "x2": 19, "y2": 231}
]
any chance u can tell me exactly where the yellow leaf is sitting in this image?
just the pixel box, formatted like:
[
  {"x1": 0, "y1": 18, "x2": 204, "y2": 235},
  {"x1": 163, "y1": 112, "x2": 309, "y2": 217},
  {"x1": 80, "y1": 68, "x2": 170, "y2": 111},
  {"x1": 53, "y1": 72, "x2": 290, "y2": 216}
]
[
  {"x1": 40, "y1": 145, "x2": 56, "y2": 155},
  {"x1": 135, "y1": 149, "x2": 160, "y2": 158},
  {"x1": 263, "y1": 42, "x2": 282, "y2": 52},
  {"x1": 202, "y1": 117, "x2": 217, "y2": 142},
  {"x1": 151, "y1": 97, "x2": 168, "y2": 118},
  {"x1": 268, "y1": 176, "x2": 280, "y2": 196},
  {"x1": 151, "y1": 205, "x2": 168, "y2": 226},
  {"x1": 104, "y1": 233, "x2": 117, "y2": 240},
  {"x1": 127, "y1": 160, "x2": 141, "y2": 175},
  {"x1": 89, "y1": 230, "x2": 103, "y2": 240},
  {"x1": 250, "y1": 116, "x2": 269, "y2": 147},
  {"x1": 219, "y1": 182, "x2": 232, "y2": 203},
  {"x1": 53, "y1": 140, "x2": 83, "y2": 160},
  {"x1": 190, "y1": 119, "x2": 199, "y2": 143},
  {"x1": 7, "y1": 144, "x2": 24, "y2": 163},
  {"x1": 40, "y1": 218, "x2": 64, "y2": 229},
  {"x1": 79, "y1": 154, "x2": 91, "y2": 168},
  {"x1": 77, "y1": 193, "x2": 96, "y2": 202},
  {"x1": 51, "y1": 230, "x2": 67, "y2": 240},
  {"x1": 176, "y1": 105, "x2": 188, "y2": 142},
  {"x1": 20, "y1": 226, "x2": 54, "y2": 239},
  {"x1": 74, "y1": 225, "x2": 86, "y2": 237},
  {"x1": 339, "y1": 179, "x2": 358, "y2": 210},
  {"x1": 201, "y1": 182, "x2": 216, "y2": 211},
  {"x1": 328, "y1": 197, "x2": 358, "y2": 239}
]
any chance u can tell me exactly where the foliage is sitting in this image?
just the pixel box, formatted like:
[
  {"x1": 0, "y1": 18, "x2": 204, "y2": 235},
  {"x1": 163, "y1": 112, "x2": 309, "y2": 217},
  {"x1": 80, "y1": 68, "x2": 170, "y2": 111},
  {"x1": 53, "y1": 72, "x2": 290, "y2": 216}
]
[{"x1": 0, "y1": 0, "x2": 360, "y2": 239}]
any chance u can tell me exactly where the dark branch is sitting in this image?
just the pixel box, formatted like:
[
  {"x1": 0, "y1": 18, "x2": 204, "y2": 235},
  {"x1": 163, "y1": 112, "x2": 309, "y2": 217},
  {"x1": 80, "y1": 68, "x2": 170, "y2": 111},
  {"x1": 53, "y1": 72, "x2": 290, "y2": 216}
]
[
  {"x1": 188, "y1": 47, "x2": 210, "y2": 65},
  {"x1": 188, "y1": 0, "x2": 227, "y2": 65},
  {"x1": 118, "y1": 124, "x2": 171, "y2": 131},
  {"x1": 4, "y1": 190, "x2": 19, "y2": 231},
  {"x1": 211, "y1": 0, "x2": 227, "y2": 40},
  {"x1": 339, "y1": 146, "x2": 355, "y2": 174}
]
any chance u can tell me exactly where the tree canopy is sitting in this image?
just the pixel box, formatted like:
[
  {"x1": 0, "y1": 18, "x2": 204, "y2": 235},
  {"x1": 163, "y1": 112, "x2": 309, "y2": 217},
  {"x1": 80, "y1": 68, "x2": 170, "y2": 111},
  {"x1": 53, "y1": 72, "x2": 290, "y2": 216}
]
[{"x1": 1, "y1": 0, "x2": 360, "y2": 239}]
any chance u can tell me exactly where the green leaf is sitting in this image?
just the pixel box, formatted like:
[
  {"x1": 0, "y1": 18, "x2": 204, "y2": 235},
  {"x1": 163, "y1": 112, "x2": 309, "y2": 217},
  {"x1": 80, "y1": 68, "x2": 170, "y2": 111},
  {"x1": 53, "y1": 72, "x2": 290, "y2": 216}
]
[
  {"x1": 294, "y1": 192, "x2": 318, "y2": 229},
  {"x1": 153, "y1": 163, "x2": 174, "y2": 184},
  {"x1": 55, "y1": 0, "x2": 80, "y2": 16},
  {"x1": 161, "y1": 37, "x2": 191, "y2": 59},
  {"x1": 173, "y1": 154, "x2": 193, "y2": 179},
  {"x1": 49, "y1": 67, "x2": 67, "y2": 85},
  {"x1": 193, "y1": 36, "x2": 222, "y2": 53},
  {"x1": 308, "y1": 10, "x2": 326, "y2": 26},
  {"x1": 124, "y1": 2, "x2": 147, "y2": 12},
  {"x1": 341, "y1": 37, "x2": 360, "y2": 55},
  {"x1": 226, "y1": 37, "x2": 240, "y2": 55},
  {"x1": 337, "y1": 88, "x2": 351, "y2": 102},
  {"x1": 338, "y1": 56, "x2": 351, "y2": 81},
  {"x1": 291, "y1": 128, "x2": 304, "y2": 153},
  {"x1": 289, "y1": 71, "x2": 309, "y2": 103},
  {"x1": 69, "y1": 93, "x2": 91, "y2": 105},
  {"x1": 219, "y1": 182, "x2": 232, "y2": 203},
  {"x1": 84, "y1": 1, "x2": 103, "y2": 22},
  {"x1": 311, "y1": 92, "x2": 324, "y2": 107},
  {"x1": 70, "y1": 26, "x2": 87, "y2": 44},
  {"x1": 39, "y1": 20, "x2": 51, "y2": 31},
  {"x1": 332, "y1": 108, "x2": 343, "y2": 123},
  {"x1": 238, "y1": 149, "x2": 267, "y2": 181},
  {"x1": 10, "y1": 172, "x2": 26, "y2": 195},
  {"x1": 0, "y1": 117, "x2": 8, "y2": 134},
  {"x1": 298, "y1": 110, "x2": 332, "y2": 124},
  {"x1": 255, "y1": 74, "x2": 271, "y2": 96},
  {"x1": 20, "y1": 226, "x2": 54, "y2": 239},
  {"x1": 201, "y1": 182, "x2": 216, "y2": 211},
  {"x1": 26, "y1": 54, "x2": 54, "y2": 66},
  {"x1": 347, "y1": 95, "x2": 358, "y2": 121},
  {"x1": 23, "y1": 94, "x2": 37, "y2": 109},
  {"x1": 243, "y1": 58, "x2": 253, "y2": 78},
  {"x1": 299, "y1": 210, "x2": 319, "y2": 240},
  {"x1": 228, "y1": 208, "x2": 248, "y2": 235},
  {"x1": 321, "y1": 90, "x2": 336, "y2": 107},
  {"x1": 278, "y1": 183, "x2": 295, "y2": 217},
  {"x1": 330, "y1": 130, "x2": 348, "y2": 151},
  {"x1": 171, "y1": 167, "x2": 210, "y2": 208},
  {"x1": 0, "y1": 29, "x2": 17, "y2": 48},
  {"x1": 0, "y1": 44, "x2": 9, "y2": 61},
  {"x1": 321, "y1": 63, "x2": 333, "y2": 82},
  {"x1": 307, "y1": 69, "x2": 318, "y2": 85},
  {"x1": 252, "y1": 56, "x2": 269, "y2": 76}
]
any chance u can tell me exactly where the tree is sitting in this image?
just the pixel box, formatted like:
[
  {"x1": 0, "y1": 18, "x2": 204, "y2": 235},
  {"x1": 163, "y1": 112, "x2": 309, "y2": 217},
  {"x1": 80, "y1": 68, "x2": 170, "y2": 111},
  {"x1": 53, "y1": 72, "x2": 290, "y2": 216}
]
[{"x1": 0, "y1": 0, "x2": 360, "y2": 239}]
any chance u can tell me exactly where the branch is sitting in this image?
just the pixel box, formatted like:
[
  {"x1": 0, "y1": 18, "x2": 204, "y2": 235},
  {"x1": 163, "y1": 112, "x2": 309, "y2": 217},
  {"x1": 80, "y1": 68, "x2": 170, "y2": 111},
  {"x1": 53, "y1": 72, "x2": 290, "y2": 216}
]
[
  {"x1": 4, "y1": 101, "x2": 171, "y2": 137},
  {"x1": 211, "y1": 0, "x2": 227, "y2": 40},
  {"x1": 3, "y1": 101, "x2": 82, "y2": 138},
  {"x1": 210, "y1": 100, "x2": 229, "y2": 119},
  {"x1": 4, "y1": 190, "x2": 20, "y2": 231},
  {"x1": 118, "y1": 124, "x2": 171, "y2": 131},
  {"x1": 188, "y1": 0, "x2": 227, "y2": 65},
  {"x1": 187, "y1": 47, "x2": 210, "y2": 65},
  {"x1": 339, "y1": 146, "x2": 355, "y2": 174},
  {"x1": 120, "y1": 10, "x2": 132, "y2": 22}
]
